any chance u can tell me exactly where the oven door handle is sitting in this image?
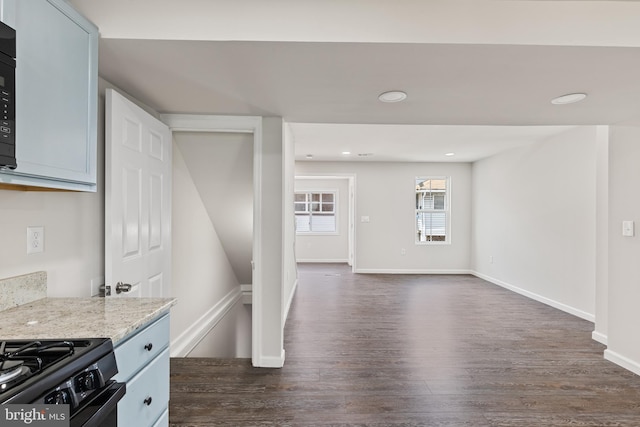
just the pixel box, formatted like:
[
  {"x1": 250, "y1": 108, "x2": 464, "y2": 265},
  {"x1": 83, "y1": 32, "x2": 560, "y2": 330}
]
[{"x1": 70, "y1": 381, "x2": 126, "y2": 427}]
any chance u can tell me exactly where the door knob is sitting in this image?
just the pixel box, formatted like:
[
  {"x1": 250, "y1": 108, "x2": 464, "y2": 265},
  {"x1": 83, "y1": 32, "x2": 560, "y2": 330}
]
[{"x1": 115, "y1": 282, "x2": 132, "y2": 294}]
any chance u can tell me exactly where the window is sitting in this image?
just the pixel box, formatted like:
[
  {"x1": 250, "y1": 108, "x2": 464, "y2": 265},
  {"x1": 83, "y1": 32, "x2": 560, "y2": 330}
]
[
  {"x1": 295, "y1": 191, "x2": 336, "y2": 233},
  {"x1": 415, "y1": 177, "x2": 449, "y2": 243}
]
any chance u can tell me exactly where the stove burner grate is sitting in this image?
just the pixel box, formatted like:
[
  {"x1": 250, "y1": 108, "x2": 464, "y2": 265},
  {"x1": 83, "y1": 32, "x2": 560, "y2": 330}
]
[{"x1": 0, "y1": 340, "x2": 75, "y2": 393}]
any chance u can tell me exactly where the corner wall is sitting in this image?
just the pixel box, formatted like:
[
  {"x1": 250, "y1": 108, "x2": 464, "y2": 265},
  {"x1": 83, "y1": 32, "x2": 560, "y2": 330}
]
[
  {"x1": 254, "y1": 117, "x2": 285, "y2": 367},
  {"x1": 471, "y1": 126, "x2": 598, "y2": 320},
  {"x1": 283, "y1": 123, "x2": 298, "y2": 325},
  {"x1": 604, "y1": 120, "x2": 640, "y2": 374}
]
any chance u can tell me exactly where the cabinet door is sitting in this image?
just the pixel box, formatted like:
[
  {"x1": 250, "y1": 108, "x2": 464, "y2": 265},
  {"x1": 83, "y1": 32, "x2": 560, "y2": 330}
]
[{"x1": 1, "y1": 0, "x2": 98, "y2": 190}]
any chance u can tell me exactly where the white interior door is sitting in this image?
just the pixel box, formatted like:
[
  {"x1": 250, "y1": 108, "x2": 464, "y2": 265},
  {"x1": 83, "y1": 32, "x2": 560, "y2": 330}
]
[{"x1": 105, "y1": 88, "x2": 172, "y2": 298}]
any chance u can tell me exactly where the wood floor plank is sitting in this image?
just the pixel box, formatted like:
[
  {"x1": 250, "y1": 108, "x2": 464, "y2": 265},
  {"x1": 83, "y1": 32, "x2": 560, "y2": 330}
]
[{"x1": 169, "y1": 263, "x2": 640, "y2": 426}]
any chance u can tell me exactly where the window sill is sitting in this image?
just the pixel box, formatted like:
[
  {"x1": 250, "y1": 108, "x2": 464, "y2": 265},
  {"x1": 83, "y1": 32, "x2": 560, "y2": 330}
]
[
  {"x1": 415, "y1": 241, "x2": 451, "y2": 246},
  {"x1": 296, "y1": 232, "x2": 339, "y2": 236}
]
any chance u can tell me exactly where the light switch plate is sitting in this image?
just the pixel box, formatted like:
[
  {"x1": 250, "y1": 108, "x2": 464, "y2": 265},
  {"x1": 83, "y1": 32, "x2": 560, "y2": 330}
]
[
  {"x1": 622, "y1": 220, "x2": 635, "y2": 237},
  {"x1": 26, "y1": 226, "x2": 44, "y2": 254}
]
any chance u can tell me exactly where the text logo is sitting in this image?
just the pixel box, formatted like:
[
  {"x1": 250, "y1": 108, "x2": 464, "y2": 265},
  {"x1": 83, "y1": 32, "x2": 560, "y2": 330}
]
[{"x1": 0, "y1": 405, "x2": 69, "y2": 426}]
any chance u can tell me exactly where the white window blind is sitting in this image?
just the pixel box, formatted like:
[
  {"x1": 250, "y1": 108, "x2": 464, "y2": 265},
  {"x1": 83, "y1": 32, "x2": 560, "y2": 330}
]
[{"x1": 295, "y1": 191, "x2": 336, "y2": 233}]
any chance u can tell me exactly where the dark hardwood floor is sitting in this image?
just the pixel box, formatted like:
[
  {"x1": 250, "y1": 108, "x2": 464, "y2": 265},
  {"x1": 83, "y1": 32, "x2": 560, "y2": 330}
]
[{"x1": 169, "y1": 263, "x2": 640, "y2": 426}]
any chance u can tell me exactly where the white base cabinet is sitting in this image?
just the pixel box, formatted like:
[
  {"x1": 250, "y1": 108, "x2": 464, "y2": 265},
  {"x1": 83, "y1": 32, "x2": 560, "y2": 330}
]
[
  {"x1": 0, "y1": 0, "x2": 98, "y2": 191},
  {"x1": 114, "y1": 314, "x2": 170, "y2": 427}
]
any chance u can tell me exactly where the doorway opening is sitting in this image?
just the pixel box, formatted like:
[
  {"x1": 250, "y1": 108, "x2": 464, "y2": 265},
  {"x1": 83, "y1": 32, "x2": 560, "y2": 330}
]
[
  {"x1": 294, "y1": 175, "x2": 355, "y2": 272},
  {"x1": 172, "y1": 130, "x2": 254, "y2": 357}
]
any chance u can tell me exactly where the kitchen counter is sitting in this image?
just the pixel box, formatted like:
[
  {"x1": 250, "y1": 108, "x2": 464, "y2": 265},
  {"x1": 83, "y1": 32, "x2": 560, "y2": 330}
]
[{"x1": 0, "y1": 297, "x2": 176, "y2": 344}]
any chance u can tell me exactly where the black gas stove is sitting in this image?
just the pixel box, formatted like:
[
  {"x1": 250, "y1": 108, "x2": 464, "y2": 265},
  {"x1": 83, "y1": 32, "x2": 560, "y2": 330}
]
[{"x1": 0, "y1": 338, "x2": 125, "y2": 426}]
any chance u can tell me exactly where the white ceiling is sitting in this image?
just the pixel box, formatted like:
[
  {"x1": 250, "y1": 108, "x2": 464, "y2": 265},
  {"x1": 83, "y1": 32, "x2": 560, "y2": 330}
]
[
  {"x1": 290, "y1": 124, "x2": 577, "y2": 162},
  {"x1": 71, "y1": 0, "x2": 640, "y2": 162}
]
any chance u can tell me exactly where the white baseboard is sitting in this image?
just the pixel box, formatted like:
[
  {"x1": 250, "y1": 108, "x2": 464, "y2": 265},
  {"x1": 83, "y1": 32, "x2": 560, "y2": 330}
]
[
  {"x1": 355, "y1": 268, "x2": 472, "y2": 274},
  {"x1": 296, "y1": 259, "x2": 350, "y2": 263},
  {"x1": 471, "y1": 271, "x2": 595, "y2": 322},
  {"x1": 253, "y1": 349, "x2": 285, "y2": 368},
  {"x1": 592, "y1": 330, "x2": 608, "y2": 345},
  {"x1": 170, "y1": 286, "x2": 242, "y2": 357},
  {"x1": 604, "y1": 349, "x2": 640, "y2": 376}
]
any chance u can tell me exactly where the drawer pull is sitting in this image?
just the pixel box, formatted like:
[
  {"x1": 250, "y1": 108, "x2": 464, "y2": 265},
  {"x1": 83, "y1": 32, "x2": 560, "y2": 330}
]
[
  {"x1": 144, "y1": 396, "x2": 153, "y2": 406},
  {"x1": 144, "y1": 343, "x2": 153, "y2": 351}
]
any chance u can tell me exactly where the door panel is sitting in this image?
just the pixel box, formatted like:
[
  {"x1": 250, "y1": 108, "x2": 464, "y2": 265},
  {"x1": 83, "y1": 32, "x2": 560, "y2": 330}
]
[{"x1": 106, "y1": 88, "x2": 172, "y2": 298}]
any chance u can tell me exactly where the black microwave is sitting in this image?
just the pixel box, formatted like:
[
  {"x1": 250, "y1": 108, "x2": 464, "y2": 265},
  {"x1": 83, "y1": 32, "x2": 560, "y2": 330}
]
[{"x1": 0, "y1": 20, "x2": 15, "y2": 170}]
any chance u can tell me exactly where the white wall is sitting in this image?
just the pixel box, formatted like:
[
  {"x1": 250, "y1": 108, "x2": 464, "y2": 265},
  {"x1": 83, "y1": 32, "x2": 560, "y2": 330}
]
[
  {"x1": 173, "y1": 131, "x2": 254, "y2": 285},
  {"x1": 282, "y1": 123, "x2": 298, "y2": 324},
  {"x1": 604, "y1": 120, "x2": 640, "y2": 374},
  {"x1": 295, "y1": 162, "x2": 472, "y2": 273},
  {"x1": 254, "y1": 117, "x2": 285, "y2": 367},
  {"x1": 0, "y1": 188, "x2": 103, "y2": 297},
  {"x1": 593, "y1": 128, "x2": 609, "y2": 345},
  {"x1": 295, "y1": 177, "x2": 350, "y2": 263},
  {"x1": 471, "y1": 126, "x2": 598, "y2": 320}
]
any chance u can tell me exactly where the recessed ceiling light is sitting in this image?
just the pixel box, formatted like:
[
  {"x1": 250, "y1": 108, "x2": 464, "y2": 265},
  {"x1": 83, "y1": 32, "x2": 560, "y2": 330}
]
[
  {"x1": 378, "y1": 90, "x2": 407, "y2": 103},
  {"x1": 305, "y1": 154, "x2": 313, "y2": 159},
  {"x1": 357, "y1": 153, "x2": 374, "y2": 157},
  {"x1": 551, "y1": 93, "x2": 587, "y2": 105},
  {"x1": 342, "y1": 151, "x2": 351, "y2": 155},
  {"x1": 445, "y1": 152, "x2": 455, "y2": 157}
]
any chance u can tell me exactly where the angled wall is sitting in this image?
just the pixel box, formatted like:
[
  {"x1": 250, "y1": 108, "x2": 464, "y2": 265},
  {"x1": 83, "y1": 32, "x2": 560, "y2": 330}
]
[{"x1": 173, "y1": 131, "x2": 254, "y2": 285}]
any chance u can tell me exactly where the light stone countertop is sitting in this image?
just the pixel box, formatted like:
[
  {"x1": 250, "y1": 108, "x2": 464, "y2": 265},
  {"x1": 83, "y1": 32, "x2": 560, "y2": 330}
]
[
  {"x1": 0, "y1": 297, "x2": 176, "y2": 345},
  {"x1": 0, "y1": 271, "x2": 47, "y2": 311}
]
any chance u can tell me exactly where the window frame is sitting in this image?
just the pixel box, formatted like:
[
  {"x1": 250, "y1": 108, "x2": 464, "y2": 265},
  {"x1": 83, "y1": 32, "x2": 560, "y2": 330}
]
[
  {"x1": 294, "y1": 190, "x2": 339, "y2": 235},
  {"x1": 415, "y1": 176, "x2": 451, "y2": 245}
]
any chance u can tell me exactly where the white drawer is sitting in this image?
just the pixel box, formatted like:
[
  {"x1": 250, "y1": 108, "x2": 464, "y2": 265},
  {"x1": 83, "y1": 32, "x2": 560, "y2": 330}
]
[
  {"x1": 114, "y1": 314, "x2": 170, "y2": 381},
  {"x1": 117, "y1": 348, "x2": 169, "y2": 427},
  {"x1": 152, "y1": 409, "x2": 168, "y2": 427}
]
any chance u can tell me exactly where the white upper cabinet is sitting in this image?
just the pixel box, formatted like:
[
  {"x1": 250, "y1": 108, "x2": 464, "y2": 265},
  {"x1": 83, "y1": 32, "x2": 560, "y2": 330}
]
[{"x1": 0, "y1": 0, "x2": 98, "y2": 191}]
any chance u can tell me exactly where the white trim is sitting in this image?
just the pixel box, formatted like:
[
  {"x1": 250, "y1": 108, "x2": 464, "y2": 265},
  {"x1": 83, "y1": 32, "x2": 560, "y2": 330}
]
[
  {"x1": 170, "y1": 286, "x2": 242, "y2": 357},
  {"x1": 255, "y1": 349, "x2": 286, "y2": 368},
  {"x1": 355, "y1": 268, "x2": 472, "y2": 274},
  {"x1": 283, "y1": 279, "x2": 298, "y2": 326},
  {"x1": 592, "y1": 330, "x2": 608, "y2": 345},
  {"x1": 296, "y1": 259, "x2": 350, "y2": 263},
  {"x1": 471, "y1": 271, "x2": 595, "y2": 322},
  {"x1": 161, "y1": 113, "x2": 265, "y2": 368},
  {"x1": 160, "y1": 113, "x2": 261, "y2": 133},
  {"x1": 240, "y1": 284, "x2": 252, "y2": 304},
  {"x1": 604, "y1": 349, "x2": 640, "y2": 376}
]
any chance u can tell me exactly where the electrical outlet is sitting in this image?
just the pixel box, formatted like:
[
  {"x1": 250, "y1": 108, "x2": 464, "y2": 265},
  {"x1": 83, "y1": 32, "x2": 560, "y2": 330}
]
[
  {"x1": 490, "y1": 255, "x2": 494, "y2": 264},
  {"x1": 26, "y1": 226, "x2": 44, "y2": 254},
  {"x1": 400, "y1": 248, "x2": 406, "y2": 256}
]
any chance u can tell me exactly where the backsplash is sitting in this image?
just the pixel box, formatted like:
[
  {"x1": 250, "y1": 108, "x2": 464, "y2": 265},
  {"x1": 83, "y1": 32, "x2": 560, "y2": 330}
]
[{"x1": 0, "y1": 271, "x2": 47, "y2": 311}]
